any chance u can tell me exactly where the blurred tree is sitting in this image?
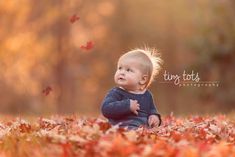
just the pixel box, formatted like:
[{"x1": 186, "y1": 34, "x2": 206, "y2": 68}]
[
  {"x1": 0, "y1": 0, "x2": 234, "y2": 115},
  {"x1": 53, "y1": 1, "x2": 76, "y2": 113},
  {"x1": 190, "y1": 0, "x2": 235, "y2": 111}
]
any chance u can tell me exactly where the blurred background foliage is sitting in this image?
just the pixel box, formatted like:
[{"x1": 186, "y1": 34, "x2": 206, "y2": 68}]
[{"x1": 0, "y1": 0, "x2": 234, "y2": 116}]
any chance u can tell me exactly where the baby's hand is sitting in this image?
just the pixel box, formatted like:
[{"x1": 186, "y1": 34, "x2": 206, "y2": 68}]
[
  {"x1": 130, "y1": 99, "x2": 140, "y2": 115},
  {"x1": 148, "y1": 115, "x2": 160, "y2": 128}
]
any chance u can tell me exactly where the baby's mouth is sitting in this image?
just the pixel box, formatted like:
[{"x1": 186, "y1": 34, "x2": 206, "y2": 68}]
[{"x1": 118, "y1": 77, "x2": 125, "y2": 81}]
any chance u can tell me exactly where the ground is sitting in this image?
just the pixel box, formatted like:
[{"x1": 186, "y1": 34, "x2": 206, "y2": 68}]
[{"x1": 0, "y1": 114, "x2": 234, "y2": 157}]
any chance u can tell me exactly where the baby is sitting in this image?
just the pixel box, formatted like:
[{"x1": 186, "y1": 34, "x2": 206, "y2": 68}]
[{"x1": 101, "y1": 48, "x2": 163, "y2": 129}]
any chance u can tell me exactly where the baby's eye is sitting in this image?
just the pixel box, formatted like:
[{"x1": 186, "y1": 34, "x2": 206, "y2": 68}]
[
  {"x1": 118, "y1": 67, "x2": 123, "y2": 70},
  {"x1": 126, "y1": 68, "x2": 133, "y2": 72}
]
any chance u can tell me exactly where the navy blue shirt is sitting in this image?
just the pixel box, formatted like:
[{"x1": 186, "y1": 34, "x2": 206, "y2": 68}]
[{"x1": 101, "y1": 87, "x2": 161, "y2": 129}]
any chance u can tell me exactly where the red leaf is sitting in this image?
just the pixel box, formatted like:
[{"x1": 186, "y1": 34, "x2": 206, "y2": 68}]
[
  {"x1": 170, "y1": 131, "x2": 182, "y2": 142},
  {"x1": 70, "y1": 14, "x2": 80, "y2": 24},
  {"x1": 61, "y1": 143, "x2": 72, "y2": 157},
  {"x1": 198, "y1": 128, "x2": 207, "y2": 139},
  {"x1": 42, "y1": 86, "x2": 52, "y2": 96},
  {"x1": 80, "y1": 41, "x2": 94, "y2": 50},
  {"x1": 97, "y1": 121, "x2": 111, "y2": 132},
  {"x1": 19, "y1": 123, "x2": 31, "y2": 133},
  {"x1": 197, "y1": 142, "x2": 210, "y2": 152},
  {"x1": 192, "y1": 116, "x2": 204, "y2": 123}
]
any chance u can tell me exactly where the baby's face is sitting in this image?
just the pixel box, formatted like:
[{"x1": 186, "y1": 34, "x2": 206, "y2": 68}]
[{"x1": 114, "y1": 57, "x2": 146, "y2": 92}]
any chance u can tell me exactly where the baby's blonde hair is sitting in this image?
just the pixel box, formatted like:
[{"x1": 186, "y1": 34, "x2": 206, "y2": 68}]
[{"x1": 119, "y1": 48, "x2": 163, "y2": 88}]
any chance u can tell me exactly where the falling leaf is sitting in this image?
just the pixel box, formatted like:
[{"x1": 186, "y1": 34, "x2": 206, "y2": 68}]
[
  {"x1": 80, "y1": 41, "x2": 94, "y2": 50},
  {"x1": 42, "y1": 86, "x2": 52, "y2": 96},
  {"x1": 70, "y1": 14, "x2": 80, "y2": 24}
]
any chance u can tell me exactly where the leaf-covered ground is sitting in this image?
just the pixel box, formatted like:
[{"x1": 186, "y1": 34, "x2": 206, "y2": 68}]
[{"x1": 0, "y1": 114, "x2": 234, "y2": 157}]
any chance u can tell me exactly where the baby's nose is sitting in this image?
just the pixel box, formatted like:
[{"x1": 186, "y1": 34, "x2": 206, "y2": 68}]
[
  {"x1": 119, "y1": 72, "x2": 125, "y2": 76},
  {"x1": 119, "y1": 69, "x2": 125, "y2": 75}
]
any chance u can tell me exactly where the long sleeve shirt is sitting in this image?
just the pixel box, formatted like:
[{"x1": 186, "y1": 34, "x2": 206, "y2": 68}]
[{"x1": 101, "y1": 87, "x2": 161, "y2": 129}]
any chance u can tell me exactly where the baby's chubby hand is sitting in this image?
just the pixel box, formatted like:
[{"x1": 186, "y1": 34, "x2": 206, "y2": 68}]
[
  {"x1": 148, "y1": 115, "x2": 160, "y2": 127},
  {"x1": 130, "y1": 99, "x2": 140, "y2": 115}
]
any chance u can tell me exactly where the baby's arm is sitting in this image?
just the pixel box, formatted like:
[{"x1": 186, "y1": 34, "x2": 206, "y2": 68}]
[
  {"x1": 148, "y1": 93, "x2": 162, "y2": 126},
  {"x1": 101, "y1": 90, "x2": 132, "y2": 119}
]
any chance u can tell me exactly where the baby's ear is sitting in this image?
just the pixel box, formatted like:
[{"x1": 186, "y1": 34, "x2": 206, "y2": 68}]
[{"x1": 139, "y1": 75, "x2": 148, "y2": 85}]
